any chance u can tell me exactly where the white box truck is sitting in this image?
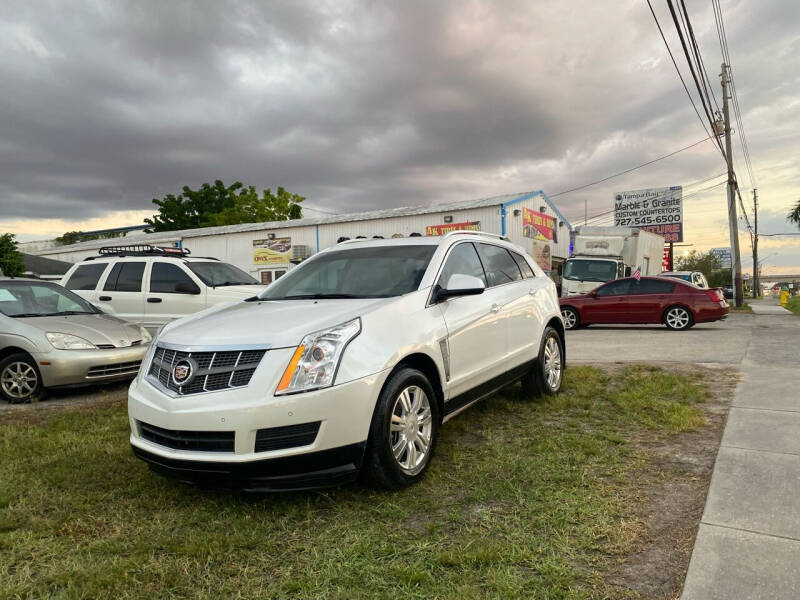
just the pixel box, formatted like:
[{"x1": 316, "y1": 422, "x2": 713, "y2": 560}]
[{"x1": 561, "y1": 226, "x2": 665, "y2": 297}]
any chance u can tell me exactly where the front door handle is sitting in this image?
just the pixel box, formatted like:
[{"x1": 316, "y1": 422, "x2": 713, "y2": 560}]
[
  {"x1": 490, "y1": 303, "x2": 501, "y2": 313},
  {"x1": 147, "y1": 297, "x2": 162, "y2": 303},
  {"x1": 99, "y1": 296, "x2": 112, "y2": 301}
]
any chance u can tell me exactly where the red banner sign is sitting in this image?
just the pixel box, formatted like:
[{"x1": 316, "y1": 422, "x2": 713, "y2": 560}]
[
  {"x1": 425, "y1": 221, "x2": 480, "y2": 236},
  {"x1": 662, "y1": 246, "x2": 672, "y2": 271},
  {"x1": 522, "y1": 208, "x2": 555, "y2": 241}
]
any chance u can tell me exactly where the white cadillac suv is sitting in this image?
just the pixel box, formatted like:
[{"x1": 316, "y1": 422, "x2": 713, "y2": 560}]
[{"x1": 128, "y1": 232, "x2": 565, "y2": 491}]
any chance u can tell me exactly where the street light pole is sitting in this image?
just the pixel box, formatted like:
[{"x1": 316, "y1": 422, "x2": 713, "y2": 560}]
[
  {"x1": 753, "y1": 188, "x2": 759, "y2": 298},
  {"x1": 721, "y1": 62, "x2": 744, "y2": 307}
]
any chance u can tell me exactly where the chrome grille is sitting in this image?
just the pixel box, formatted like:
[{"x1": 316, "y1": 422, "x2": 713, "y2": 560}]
[
  {"x1": 87, "y1": 361, "x2": 142, "y2": 378},
  {"x1": 147, "y1": 346, "x2": 266, "y2": 395}
]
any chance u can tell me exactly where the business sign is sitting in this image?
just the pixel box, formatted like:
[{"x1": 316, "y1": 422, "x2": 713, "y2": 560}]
[
  {"x1": 522, "y1": 208, "x2": 555, "y2": 274},
  {"x1": 425, "y1": 221, "x2": 480, "y2": 236},
  {"x1": 522, "y1": 208, "x2": 556, "y2": 242},
  {"x1": 614, "y1": 186, "x2": 683, "y2": 242},
  {"x1": 253, "y1": 237, "x2": 292, "y2": 265},
  {"x1": 710, "y1": 247, "x2": 732, "y2": 268},
  {"x1": 662, "y1": 246, "x2": 672, "y2": 271}
]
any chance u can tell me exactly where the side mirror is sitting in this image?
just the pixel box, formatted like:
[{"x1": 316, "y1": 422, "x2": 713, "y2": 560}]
[
  {"x1": 175, "y1": 281, "x2": 201, "y2": 295},
  {"x1": 436, "y1": 274, "x2": 485, "y2": 301},
  {"x1": 589, "y1": 290, "x2": 597, "y2": 298}
]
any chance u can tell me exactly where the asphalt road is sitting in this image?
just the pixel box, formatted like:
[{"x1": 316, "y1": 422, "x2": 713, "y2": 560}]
[{"x1": 565, "y1": 313, "x2": 752, "y2": 366}]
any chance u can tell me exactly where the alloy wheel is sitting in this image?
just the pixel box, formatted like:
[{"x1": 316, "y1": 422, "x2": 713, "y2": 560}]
[
  {"x1": 561, "y1": 308, "x2": 577, "y2": 330},
  {"x1": 543, "y1": 336, "x2": 562, "y2": 390},
  {"x1": 666, "y1": 307, "x2": 691, "y2": 329},
  {"x1": 1, "y1": 362, "x2": 38, "y2": 401},
  {"x1": 390, "y1": 385, "x2": 433, "y2": 475}
]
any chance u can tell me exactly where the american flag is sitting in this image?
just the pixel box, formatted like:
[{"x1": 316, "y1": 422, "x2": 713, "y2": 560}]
[{"x1": 632, "y1": 265, "x2": 642, "y2": 280}]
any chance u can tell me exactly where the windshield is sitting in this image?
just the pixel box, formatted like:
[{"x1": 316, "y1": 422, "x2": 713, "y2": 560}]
[
  {"x1": 186, "y1": 262, "x2": 258, "y2": 286},
  {"x1": 0, "y1": 281, "x2": 100, "y2": 317},
  {"x1": 261, "y1": 244, "x2": 437, "y2": 300},
  {"x1": 563, "y1": 259, "x2": 618, "y2": 283}
]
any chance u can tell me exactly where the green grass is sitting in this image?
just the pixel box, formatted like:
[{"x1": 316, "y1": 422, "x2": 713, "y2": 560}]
[
  {"x1": 785, "y1": 296, "x2": 800, "y2": 315},
  {"x1": 0, "y1": 365, "x2": 709, "y2": 600}
]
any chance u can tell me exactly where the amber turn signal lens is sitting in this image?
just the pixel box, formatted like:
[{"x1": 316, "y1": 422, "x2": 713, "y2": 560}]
[{"x1": 276, "y1": 345, "x2": 305, "y2": 393}]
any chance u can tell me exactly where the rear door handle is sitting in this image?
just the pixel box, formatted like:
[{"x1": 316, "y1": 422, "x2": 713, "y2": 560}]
[
  {"x1": 529, "y1": 288, "x2": 538, "y2": 296},
  {"x1": 147, "y1": 297, "x2": 162, "y2": 303},
  {"x1": 99, "y1": 296, "x2": 112, "y2": 301},
  {"x1": 490, "y1": 303, "x2": 501, "y2": 313}
]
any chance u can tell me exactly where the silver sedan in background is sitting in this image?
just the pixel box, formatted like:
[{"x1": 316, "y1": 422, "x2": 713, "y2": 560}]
[{"x1": 0, "y1": 278, "x2": 150, "y2": 403}]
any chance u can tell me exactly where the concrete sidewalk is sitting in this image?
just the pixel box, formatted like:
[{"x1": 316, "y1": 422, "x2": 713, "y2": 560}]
[{"x1": 682, "y1": 300, "x2": 800, "y2": 599}]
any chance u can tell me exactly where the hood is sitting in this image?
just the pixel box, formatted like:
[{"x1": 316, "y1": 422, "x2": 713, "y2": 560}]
[
  {"x1": 207, "y1": 284, "x2": 268, "y2": 299},
  {"x1": 20, "y1": 313, "x2": 145, "y2": 347},
  {"x1": 158, "y1": 297, "x2": 392, "y2": 349}
]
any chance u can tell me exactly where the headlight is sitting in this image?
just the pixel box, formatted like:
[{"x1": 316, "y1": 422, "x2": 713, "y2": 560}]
[
  {"x1": 139, "y1": 326, "x2": 152, "y2": 344},
  {"x1": 275, "y1": 318, "x2": 361, "y2": 395},
  {"x1": 46, "y1": 332, "x2": 96, "y2": 350}
]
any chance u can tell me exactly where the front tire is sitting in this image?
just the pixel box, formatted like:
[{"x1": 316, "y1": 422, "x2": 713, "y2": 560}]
[
  {"x1": 363, "y1": 368, "x2": 440, "y2": 490},
  {"x1": 521, "y1": 327, "x2": 564, "y2": 398},
  {"x1": 561, "y1": 307, "x2": 579, "y2": 330},
  {"x1": 664, "y1": 306, "x2": 694, "y2": 330},
  {"x1": 0, "y1": 353, "x2": 44, "y2": 404}
]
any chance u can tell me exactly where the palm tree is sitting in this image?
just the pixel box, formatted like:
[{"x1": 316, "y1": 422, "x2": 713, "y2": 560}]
[{"x1": 789, "y1": 198, "x2": 800, "y2": 228}]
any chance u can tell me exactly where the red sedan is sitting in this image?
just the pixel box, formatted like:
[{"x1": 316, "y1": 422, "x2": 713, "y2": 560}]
[{"x1": 559, "y1": 276, "x2": 729, "y2": 331}]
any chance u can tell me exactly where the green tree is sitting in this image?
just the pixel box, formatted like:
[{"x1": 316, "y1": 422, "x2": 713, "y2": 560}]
[
  {"x1": 676, "y1": 250, "x2": 722, "y2": 283},
  {"x1": 55, "y1": 231, "x2": 91, "y2": 246},
  {"x1": 0, "y1": 233, "x2": 25, "y2": 277},
  {"x1": 145, "y1": 180, "x2": 303, "y2": 232},
  {"x1": 789, "y1": 198, "x2": 800, "y2": 229},
  {"x1": 205, "y1": 186, "x2": 304, "y2": 226}
]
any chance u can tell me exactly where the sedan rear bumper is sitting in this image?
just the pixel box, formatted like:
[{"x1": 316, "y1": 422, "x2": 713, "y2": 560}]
[{"x1": 37, "y1": 345, "x2": 148, "y2": 387}]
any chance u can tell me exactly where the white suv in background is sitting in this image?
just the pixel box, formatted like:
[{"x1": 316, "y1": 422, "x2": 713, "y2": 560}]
[
  {"x1": 61, "y1": 246, "x2": 266, "y2": 332},
  {"x1": 128, "y1": 232, "x2": 565, "y2": 491}
]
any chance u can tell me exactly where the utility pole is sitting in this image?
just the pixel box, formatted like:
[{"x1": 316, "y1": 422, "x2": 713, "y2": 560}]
[
  {"x1": 752, "y1": 188, "x2": 759, "y2": 298},
  {"x1": 721, "y1": 63, "x2": 744, "y2": 307}
]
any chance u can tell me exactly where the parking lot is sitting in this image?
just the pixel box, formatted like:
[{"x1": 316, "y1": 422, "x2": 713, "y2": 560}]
[{"x1": 2, "y1": 306, "x2": 797, "y2": 599}]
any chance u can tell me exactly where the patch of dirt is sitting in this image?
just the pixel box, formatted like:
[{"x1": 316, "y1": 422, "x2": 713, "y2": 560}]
[
  {"x1": 0, "y1": 382, "x2": 128, "y2": 424},
  {"x1": 606, "y1": 364, "x2": 738, "y2": 600}
]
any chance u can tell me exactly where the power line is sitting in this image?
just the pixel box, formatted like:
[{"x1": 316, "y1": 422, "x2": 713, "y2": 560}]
[
  {"x1": 665, "y1": 0, "x2": 725, "y2": 156},
  {"x1": 550, "y1": 137, "x2": 712, "y2": 199},
  {"x1": 645, "y1": 0, "x2": 725, "y2": 158}
]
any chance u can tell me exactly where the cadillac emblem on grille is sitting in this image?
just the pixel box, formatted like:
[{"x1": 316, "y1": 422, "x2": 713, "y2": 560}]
[{"x1": 171, "y1": 358, "x2": 196, "y2": 387}]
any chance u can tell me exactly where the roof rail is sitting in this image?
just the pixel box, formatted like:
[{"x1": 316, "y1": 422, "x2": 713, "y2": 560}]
[
  {"x1": 84, "y1": 245, "x2": 191, "y2": 260},
  {"x1": 441, "y1": 230, "x2": 509, "y2": 241}
]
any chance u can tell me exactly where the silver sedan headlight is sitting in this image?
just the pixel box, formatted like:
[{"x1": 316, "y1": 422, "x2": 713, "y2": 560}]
[
  {"x1": 275, "y1": 318, "x2": 361, "y2": 395},
  {"x1": 46, "y1": 332, "x2": 96, "y2": 350}
]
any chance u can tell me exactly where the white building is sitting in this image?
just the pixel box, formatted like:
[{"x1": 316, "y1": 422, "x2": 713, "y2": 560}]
[{"x1": 31, "y1": 191, "x2": 572, "y2": 286}]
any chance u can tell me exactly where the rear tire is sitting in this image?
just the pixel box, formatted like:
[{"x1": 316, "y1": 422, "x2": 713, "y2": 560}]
[
  {"x1": 663, "y1": 305, "x2": 694, "y2": 330},
  {"x1": 0, "y1": 353, "x2": 44, "y2": 404},
  {"x1": 521, "y1": 327, "x2": 564, "y2": 398},
  {"x1": 561, "y1": 307, "x2": 579, "y2": 330},
  {"x1": 363, "y1": 368, "x2": 440, "y2": 490}
]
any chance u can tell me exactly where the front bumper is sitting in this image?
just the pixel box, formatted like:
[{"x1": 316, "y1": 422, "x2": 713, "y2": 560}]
[
  {"x1": 132, "y1": 442, "x2": 366, "y2": 491},
  {"x1": 38, "y1": 344, "x2": 148, "y2": 387},
  {"x1": 128, "y1": 347, "x2": 390, "y2": 489}
]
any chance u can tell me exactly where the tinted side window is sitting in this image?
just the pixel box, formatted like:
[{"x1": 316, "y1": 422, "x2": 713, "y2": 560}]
[
  {"x1": 150, "y1": 263, "x2": 199, "y2": 294},
  {"x1": 631, "y1": 279, "x2": 675, "y2": 294},
  {"x1": 595, "y1": 279, "x2": 632, "y2": 296},
  {"x1": 476, "y1": 243, "x2": 522, "y2": 287},
  {"x1": 104, "y1": 262, "x2": 145, "y2": 292},
  {"x1": 437, "y1": 243, "x2": 487, "y2": 287},
  {"x1": 65, "y1": 263, "x2": 107, "y2": 290},
  {"x1": 510, "y1": 251, "x2": 535, "y2": 278}
]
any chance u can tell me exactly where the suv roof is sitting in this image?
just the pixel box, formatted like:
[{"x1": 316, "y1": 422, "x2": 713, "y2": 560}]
[{"x1": 83, "y1": 245, "x2": 219, "y2": 262}]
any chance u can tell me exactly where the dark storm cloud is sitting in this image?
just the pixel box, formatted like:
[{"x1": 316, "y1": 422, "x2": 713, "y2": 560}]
[{"x1": 0, "y1": 0, "x2": 798, "y2": 225}]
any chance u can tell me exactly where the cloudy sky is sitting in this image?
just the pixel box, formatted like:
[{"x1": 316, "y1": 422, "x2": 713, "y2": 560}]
[{"x1": 1, "y1": 0, "x2": 798, "y2": 273}]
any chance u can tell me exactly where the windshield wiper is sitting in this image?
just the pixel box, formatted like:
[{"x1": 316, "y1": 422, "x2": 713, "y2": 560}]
[
  {"x1": 280, "y1": 293, "x2": 370, "y2": 300},
  {"x1": 212, "y1": 281, "x2": 250, "y2": 287},
  {"x1": 9, "y1": 313, "x2": 46, "y2": 318}
]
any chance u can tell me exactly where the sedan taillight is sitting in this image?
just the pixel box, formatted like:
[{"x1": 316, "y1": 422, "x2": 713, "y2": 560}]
[{"x1": 706, "y1": 289, "x2": 724, "y2": 302}]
